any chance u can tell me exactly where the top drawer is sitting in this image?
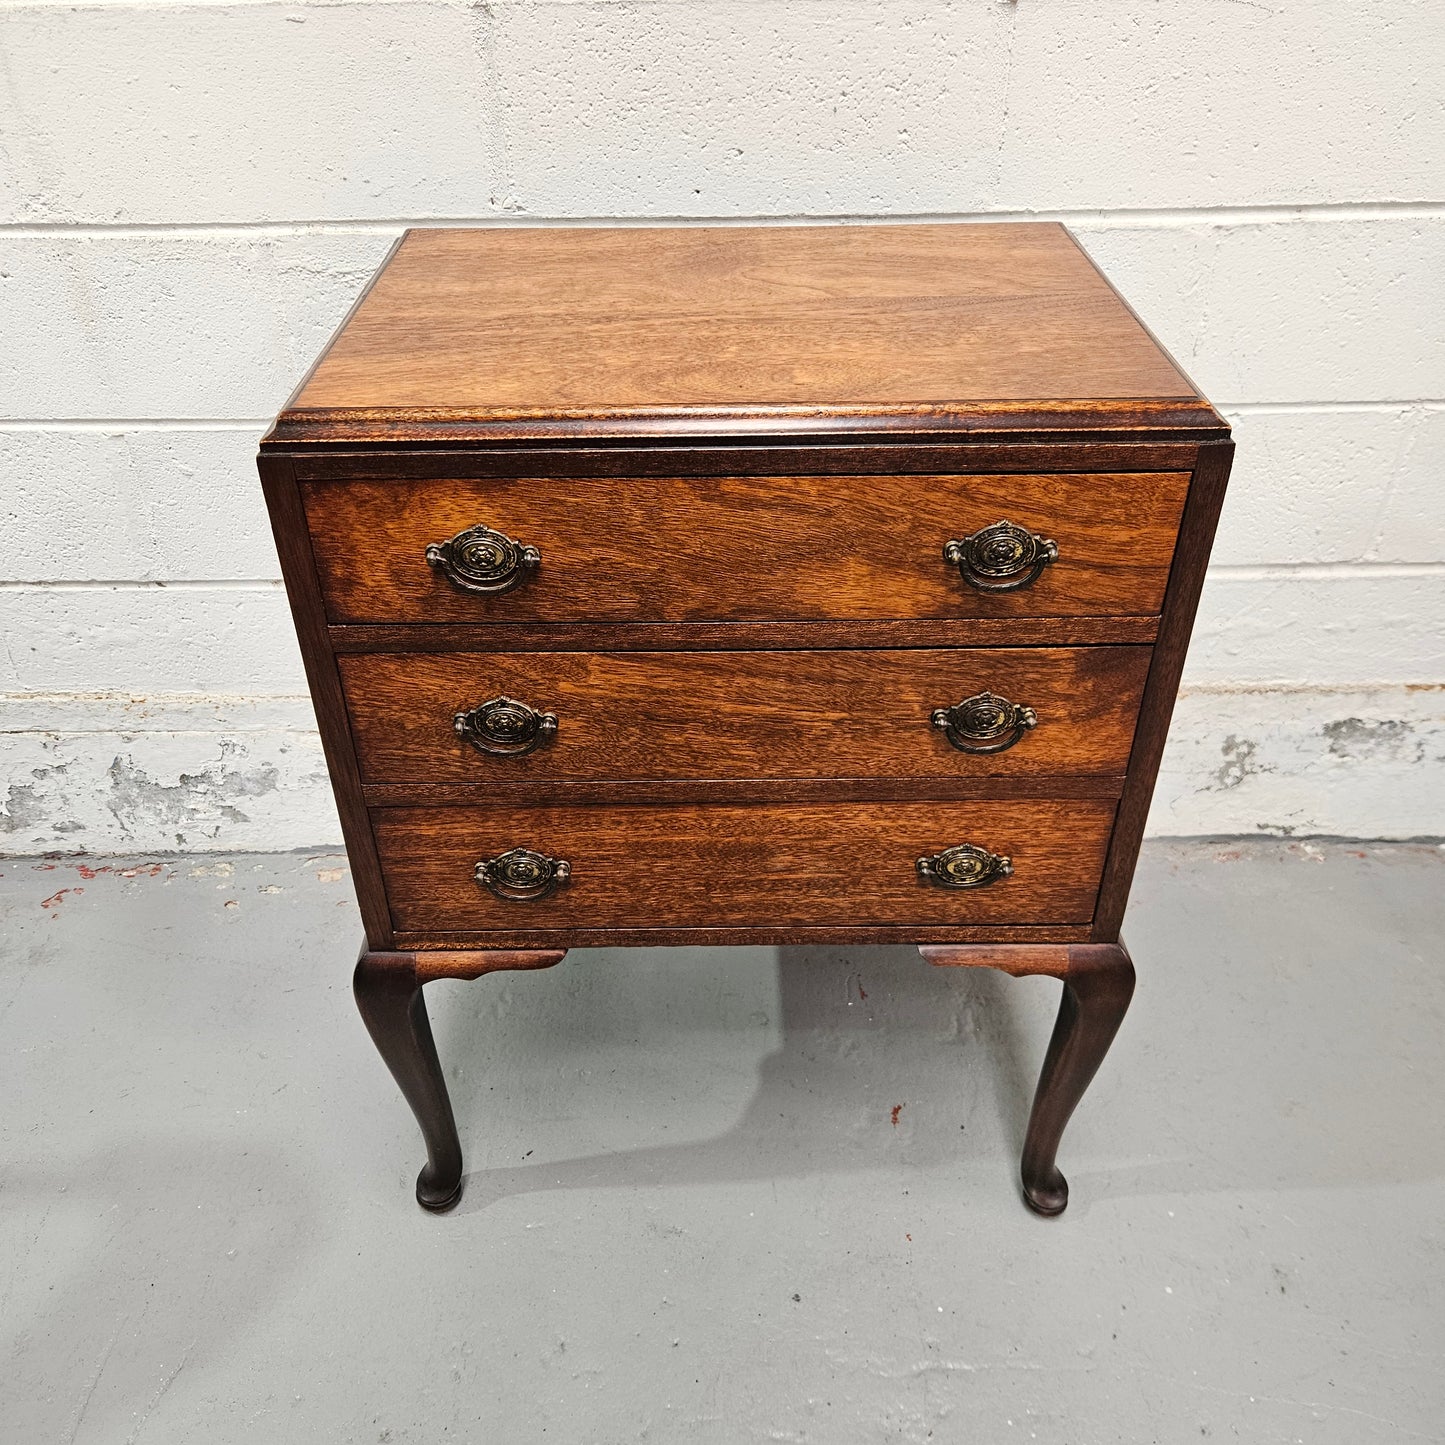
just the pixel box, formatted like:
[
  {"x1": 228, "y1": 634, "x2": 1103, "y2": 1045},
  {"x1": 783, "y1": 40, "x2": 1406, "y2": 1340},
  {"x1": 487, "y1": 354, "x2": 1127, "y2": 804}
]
[{"x1": 302, "y1": 471, "x2": 1189, "y2": 624}]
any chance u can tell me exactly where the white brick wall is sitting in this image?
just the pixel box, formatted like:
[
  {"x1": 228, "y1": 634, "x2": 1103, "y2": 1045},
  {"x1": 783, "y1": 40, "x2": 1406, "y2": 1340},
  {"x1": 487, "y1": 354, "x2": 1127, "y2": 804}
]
[{"x1": 3, "y1": 0, "x2": 1442, "y2": 853}]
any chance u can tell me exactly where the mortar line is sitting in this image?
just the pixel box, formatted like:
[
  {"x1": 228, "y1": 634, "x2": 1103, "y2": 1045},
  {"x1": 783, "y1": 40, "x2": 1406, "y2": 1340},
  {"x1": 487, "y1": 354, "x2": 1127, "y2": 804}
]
[
  {"x1": 4, "y1": 682, "x2": 1435, "y2": 707},
  {"x1": 0, "y1": 578, "x2": 283, "y2": 591},
  {"x1": 1176, "y1": 680, "x2": 1445, "y2": 697},
  {"x1": 0, "y1": 418, "x2": 272, "y2": 430},
  {"x1": 3, "y1": 201, "x2": 1443, "y2": 238},
  {"x1": 1223, "y1": 400, "x2": 1445, "y2": 414},
  {"x1": 1204, "y1": 562, "x2": 1445, "y2": 581}
]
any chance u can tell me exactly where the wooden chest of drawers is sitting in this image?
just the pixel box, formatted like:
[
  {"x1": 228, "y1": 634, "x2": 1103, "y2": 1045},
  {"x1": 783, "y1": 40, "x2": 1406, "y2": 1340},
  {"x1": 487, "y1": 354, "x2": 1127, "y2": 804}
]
[{"x1": 258, "y1": 223, "x2": 1232, "y2": 1215}]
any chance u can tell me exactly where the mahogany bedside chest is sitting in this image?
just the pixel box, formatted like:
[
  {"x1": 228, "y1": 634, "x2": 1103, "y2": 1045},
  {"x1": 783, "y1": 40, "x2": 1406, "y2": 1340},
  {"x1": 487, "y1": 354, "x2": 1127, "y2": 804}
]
[{"x1": 258, "y1": 223, "x2": 1231, "y2": 1216}]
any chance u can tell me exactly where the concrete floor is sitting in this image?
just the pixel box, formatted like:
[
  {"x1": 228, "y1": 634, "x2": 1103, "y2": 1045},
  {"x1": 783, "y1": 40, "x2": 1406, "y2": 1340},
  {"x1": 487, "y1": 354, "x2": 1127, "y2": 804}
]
[{"x1": 1, "y1": 842, "x2": 1442, "y2": 1444}]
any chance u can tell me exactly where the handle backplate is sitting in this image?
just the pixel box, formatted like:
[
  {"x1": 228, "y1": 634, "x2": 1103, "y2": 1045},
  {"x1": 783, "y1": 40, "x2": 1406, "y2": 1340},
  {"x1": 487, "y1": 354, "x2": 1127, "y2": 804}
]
[
  {"x1": 475, "y1": 847, "x2": 571, "y2": 902},
  {"x1": 916, "y1": 843, "x2": 1013, "y2": 889},
  {"x1": 943, "y1": 520, "x2": 1058, "y2": 593},
  {"x1": 932, "y1": 691, "x2": 1038, "y2": 755},
  {"x1": 426, "y1": 524, "x2": 540, "y2": 596},
  {"x1": 454, "y1": 696, "x2": 558, "y2": 757}
]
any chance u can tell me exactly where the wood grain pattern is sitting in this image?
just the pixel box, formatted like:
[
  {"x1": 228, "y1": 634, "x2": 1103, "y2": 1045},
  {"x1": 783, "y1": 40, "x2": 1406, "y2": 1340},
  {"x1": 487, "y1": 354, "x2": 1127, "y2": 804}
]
[
  {"x1": 920, "y1": 943, "x2": 1073, "y2": 978},
  {"x1": 328, "y1": 617, "x2": 1162, "y2": 652},
  {"x1": 340, "y1": 646, "x2": 1150, "y2": 784},
  {"x1": 257, "y1": 453, "x2": 395, "y2": 946},
  {"x1": 267, "y1": 401, "x2": 1221, "y2": 449},
  {"x1": 1092, "y1": 439, "x2": 1235, "y2": 938},
  {"x1": 360, "y1": 776, "x2": 1125, "y2": 807},
  {"x1": 373, "y1": 799, "x2": 1116, "y2": 932},
  {"x1": 394, "y1": 924, "x2": 1092, "y2": 948},
  {"x1": 285, "y1": 225, "x2": 1204, "y2": 419},
  {"x1": 411, "y1": 948, "x2": 567, "y2": 983},
  {"x1": 290, "y1": 442, "x2": 1212, "y2": 482},
  {"x1": 302, "y1": 471, "x2": 1189, "y2": 624}
]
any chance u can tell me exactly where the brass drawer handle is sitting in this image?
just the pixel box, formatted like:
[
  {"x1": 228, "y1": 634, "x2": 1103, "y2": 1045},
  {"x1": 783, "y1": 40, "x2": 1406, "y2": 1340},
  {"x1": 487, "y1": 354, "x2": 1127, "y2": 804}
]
[
  {"x1": 475, "y1": 847, "x2": 571, "y2": 902},
  {"x1": 454, "y1": 695, "x2": 558, "y2": 757},
  {"x1": 917, "y1": 843, "x2": 1013, "y2": 889},
  {"x1": 425, "y1": 524, "x2": 540, "y2": 595},
  {"x1": 932, "y1": 691, "x2": 1038, "y2": 755},
  {"x1": 943, "y1": 519, "x2": 1058, "y2": 593}
]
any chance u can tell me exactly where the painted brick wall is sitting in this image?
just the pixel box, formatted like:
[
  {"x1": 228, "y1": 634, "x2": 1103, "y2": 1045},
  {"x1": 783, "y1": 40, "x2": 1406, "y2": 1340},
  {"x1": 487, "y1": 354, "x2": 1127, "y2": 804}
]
[{"x1": 2, "y1": 0, "x2": 1443, "y2": 853}]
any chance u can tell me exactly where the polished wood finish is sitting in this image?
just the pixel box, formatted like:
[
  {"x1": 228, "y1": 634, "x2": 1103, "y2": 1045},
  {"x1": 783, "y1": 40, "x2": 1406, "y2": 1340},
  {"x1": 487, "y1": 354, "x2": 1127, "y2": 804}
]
[
  {"x1": 341, "y1": 646, "x2": 1150, "y2": 784},
  {"x1": 330, "y1": 616, "x2": 1162, "y2": 652},
  {"x1": 281, "y1": 225, "x2": 1211, "y2": 435},
  {"x1": 361, "y1": 777, "x2": 1125, "y2": 808},
  {"x1": 1092, "y1": 439, "x2": 1234, "y2": 939},
  {"x1": 921, "y1": 942, "x2": 1073, "y2": 978},
  {"x1": 293, "y1": 442, "x2": 1211, "y2": 482},
  {"x1": 353, "y1": 945, "x2": 566, "y2": 1209},
  {"x1": 260, "y1": 221, "x2": 1231, "y2": 1215},
  {"x1": 302, "y1": 470, "x2": 1189, "y2": 624},
  {"x1": 413, "y1": 948, "x2": 567, "y2": 982},
  {"x1": 373, "y1": 799, "x2": 1116, "y2": 932},
  {"x1": 1022, "y1": 943, "x2": 1135, "y2": 1215},
  {"x1": 273, "y1": 401, "x2": 1221, "y2": 449},
  {"x1": 920, "y1": 939, "x2": 1136, "y2": 1214},
  {"x1": 395, "y1": 923, "x2": 1092, "y2": 950},
  {"x1": 259, "y1": 454, "x2": 393, "y2": 944}
]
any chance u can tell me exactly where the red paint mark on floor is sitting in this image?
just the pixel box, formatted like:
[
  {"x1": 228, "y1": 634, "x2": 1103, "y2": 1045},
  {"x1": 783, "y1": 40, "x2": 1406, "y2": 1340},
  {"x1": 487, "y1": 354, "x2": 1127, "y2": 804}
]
[
  {"x1": 75, "y1": 863, "x2": 111, "y2": 879},
  {"x1": 41, "y1": 887, "x2": 84, "y2": 912},
  {"x1": 890, "y1": 1104, "x2": 904, "y2": 1127},
  {"x1": 857, "y1": 982, "x2": 868, "y2": 1000}
]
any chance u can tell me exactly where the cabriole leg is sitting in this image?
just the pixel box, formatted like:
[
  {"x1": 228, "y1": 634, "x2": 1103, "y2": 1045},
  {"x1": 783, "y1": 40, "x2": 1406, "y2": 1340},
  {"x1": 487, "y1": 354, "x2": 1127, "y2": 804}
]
[
  {"x1": 920, "y1": 940, "x2": 1135, "y2": 1217},
  {"x1": 1019, "y1": 942, "x2": 1135, "y2": 1217},
  {"x1": 352, "y1": 946, "x2": 566, "y2": 1212}
]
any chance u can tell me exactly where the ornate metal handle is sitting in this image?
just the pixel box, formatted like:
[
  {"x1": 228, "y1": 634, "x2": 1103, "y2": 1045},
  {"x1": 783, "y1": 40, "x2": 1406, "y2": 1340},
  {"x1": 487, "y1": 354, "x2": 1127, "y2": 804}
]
[
  {"x1": 943, "y1": 520, "x2": 1058, "y2": 593},
  {"x1": 454, "y1": 695, "x2": 558, "y2": 757},
  {"x1": 475, "y1": 847, "x2": 571, "y2": 902},
  {"x1": 425, "y1": 524, "x2": 540, "y2": 595},
  {"x1": 931, "y1": 691, "x2": 1038, "y2": 755},
  {"x1": 916, "y1": 843, "x2": 1013, "y2": 889}
]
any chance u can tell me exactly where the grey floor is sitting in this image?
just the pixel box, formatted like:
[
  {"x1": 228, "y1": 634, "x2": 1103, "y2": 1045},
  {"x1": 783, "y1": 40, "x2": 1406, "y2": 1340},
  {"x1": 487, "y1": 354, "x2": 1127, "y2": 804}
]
[{"x1": 2, "y1": 841, "x2": 1442, "y2": 1444}]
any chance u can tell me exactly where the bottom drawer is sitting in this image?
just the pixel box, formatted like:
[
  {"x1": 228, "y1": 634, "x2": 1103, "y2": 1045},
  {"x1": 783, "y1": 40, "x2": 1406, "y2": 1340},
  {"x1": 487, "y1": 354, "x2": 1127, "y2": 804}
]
[{"x1": 373, "y1": 799, "x2": 1116, "y2": 931}]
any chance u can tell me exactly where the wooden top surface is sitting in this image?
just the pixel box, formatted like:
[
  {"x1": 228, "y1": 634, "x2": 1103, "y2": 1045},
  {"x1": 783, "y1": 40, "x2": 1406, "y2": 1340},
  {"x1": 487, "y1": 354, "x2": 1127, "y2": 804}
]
[{"x1": 273, "y1": 223, "x2": 1223, "y2": 445}]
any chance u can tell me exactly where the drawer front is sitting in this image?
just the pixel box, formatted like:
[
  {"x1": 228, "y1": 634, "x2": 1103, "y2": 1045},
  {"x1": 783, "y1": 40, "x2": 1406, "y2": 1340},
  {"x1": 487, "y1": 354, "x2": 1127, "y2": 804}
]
[
  {"x1": 342, "y1": 646, "x2": 1150, "y2": 783},
  {"x1": 304, "y1": 472, "x2": 1188, "y2": 623},
  {"x1": 373, "y1": 799, "x2": 1116, "y2": 931}
]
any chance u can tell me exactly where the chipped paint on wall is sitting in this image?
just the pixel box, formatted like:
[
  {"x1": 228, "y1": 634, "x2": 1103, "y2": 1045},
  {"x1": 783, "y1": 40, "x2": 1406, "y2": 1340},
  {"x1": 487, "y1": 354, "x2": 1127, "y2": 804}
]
[
  {"x1": 1209, "y1": 735, "x2": 1270, "y2": 792},
  {"x1": 1149, "y1": 685, "x2": 1445, "y2": 839},
  {"x1": 1321, "y1": 717, "x2": 1426, "y2": 765},
  {"x1": 1, "y1": 695, "x2": 334, "y2": 854}
]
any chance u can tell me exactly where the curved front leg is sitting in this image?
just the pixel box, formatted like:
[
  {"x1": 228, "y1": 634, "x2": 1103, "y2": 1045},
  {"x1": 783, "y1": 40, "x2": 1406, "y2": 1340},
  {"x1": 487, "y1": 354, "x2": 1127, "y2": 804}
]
[
  {"x1": 353, "y1": 946, "x2": 565, "y2": 1212},
  {"x1": 1020, "y1": 942, "x2": 1135, "y2": 1216}
]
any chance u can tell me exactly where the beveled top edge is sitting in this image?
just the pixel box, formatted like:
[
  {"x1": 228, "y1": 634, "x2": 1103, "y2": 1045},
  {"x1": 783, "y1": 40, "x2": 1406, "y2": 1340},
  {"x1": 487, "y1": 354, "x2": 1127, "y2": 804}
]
[{"x1": 264, "y1": 396, "x2": 1229, "y2": 450}]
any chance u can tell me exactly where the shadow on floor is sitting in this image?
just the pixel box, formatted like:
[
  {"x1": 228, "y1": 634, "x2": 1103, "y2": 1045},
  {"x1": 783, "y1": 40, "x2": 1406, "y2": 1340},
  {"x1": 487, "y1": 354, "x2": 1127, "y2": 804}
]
[{"x1": 444, "y1": 944, "x2": 1052, "y2": 1217}]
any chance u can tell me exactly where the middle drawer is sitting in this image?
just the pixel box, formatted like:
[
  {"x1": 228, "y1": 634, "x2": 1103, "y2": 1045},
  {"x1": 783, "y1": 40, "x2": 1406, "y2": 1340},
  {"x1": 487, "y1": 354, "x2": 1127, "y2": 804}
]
[{"x1": 340, "y1": 646, "x2": 1150, "y2": 783}]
